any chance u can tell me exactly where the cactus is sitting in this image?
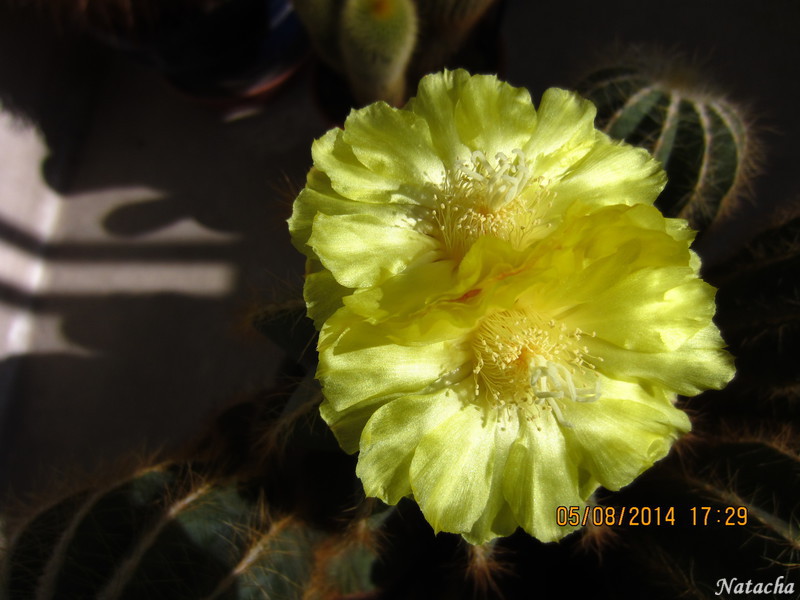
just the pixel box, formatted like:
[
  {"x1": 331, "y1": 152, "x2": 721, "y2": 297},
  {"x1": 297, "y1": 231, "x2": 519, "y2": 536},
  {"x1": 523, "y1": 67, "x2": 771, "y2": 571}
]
[
  {"x1": 577, "y1": 54, "x2": 760, "y2": 234},
  {"x1": 294, "y1": 0, "x2": 499, "y2": 107},
  {"x1": 1, "y1": 456, "x2": 388, "y2": 598},
  {"x1": 339, "y1": 0, "x2": 418, "y2": 106}
]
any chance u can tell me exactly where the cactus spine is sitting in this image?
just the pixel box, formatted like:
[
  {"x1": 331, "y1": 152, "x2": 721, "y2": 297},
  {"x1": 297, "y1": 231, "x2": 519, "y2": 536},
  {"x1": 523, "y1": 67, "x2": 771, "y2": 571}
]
[
  {"x1": 339, "y1": 0, "x2": 418, "y2": 106},
  {"x1": 1, "y1": 463, "x2": 390, "y2": 599},
  {"x1": 577, "y1": 56, "x2": 759, "y2": 233}
]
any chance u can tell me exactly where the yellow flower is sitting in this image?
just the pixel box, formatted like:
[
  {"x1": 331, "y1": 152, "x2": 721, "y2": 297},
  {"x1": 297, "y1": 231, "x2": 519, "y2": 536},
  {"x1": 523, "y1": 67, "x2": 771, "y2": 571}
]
[
  {"x1": 289, "y1": 69, "x2": 667, "y2": 328},
  {"x1": 289, "y1": 70, "x2": 735, "y2": 544}
]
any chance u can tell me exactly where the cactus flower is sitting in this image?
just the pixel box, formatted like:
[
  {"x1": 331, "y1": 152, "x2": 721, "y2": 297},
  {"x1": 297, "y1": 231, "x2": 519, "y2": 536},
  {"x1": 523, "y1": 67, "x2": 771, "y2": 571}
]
[{"x1": 288, "y1": 70, "x2": 735, "y2": 544}]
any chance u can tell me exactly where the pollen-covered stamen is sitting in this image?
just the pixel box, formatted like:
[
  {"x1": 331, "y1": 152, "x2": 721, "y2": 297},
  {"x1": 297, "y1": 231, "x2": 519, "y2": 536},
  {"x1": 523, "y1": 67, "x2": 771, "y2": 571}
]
[
  {"x1": 471, "y1": 309, "x2": 600, "y2": 427},
  {"x1": 431, "y1": 149, "x2": 554, "y2": 259}
]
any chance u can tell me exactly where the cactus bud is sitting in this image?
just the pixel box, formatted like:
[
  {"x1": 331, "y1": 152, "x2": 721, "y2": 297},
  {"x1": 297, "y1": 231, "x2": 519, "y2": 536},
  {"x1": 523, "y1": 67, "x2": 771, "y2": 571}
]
[
  {"x1": 339, "y1": 0, "x2": 418, "y2": 106},
  {"x1": 577, "y1": 54, "x2": 760, "y2": 233}
]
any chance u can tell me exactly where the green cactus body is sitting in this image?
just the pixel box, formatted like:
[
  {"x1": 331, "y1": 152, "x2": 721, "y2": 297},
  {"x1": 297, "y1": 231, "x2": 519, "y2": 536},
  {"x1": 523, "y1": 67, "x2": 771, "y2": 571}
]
[
  {"x1": 1, "y1": 464, "x2": 388, "y2": 599},
  {"x1": 578, "y1": 64, "x2": 756, "y2": 233},
  {"x1": 339, "y1": 0, "x2": 418, "y2": 106}
]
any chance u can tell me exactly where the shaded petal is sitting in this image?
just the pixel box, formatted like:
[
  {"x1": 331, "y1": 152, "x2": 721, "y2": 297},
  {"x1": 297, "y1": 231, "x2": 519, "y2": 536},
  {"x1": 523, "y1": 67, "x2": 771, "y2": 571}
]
[
  {"x1": 550, "y1": 135, "x2": 666, "y2": 210},
  {"x1": 317, "y1": 312, "x2": 470, "y2": 411},
  {"x1": 452, "y1": 73, "x2": 539, "y2": 158},
  {"x1": 410, "y1": 407, "x2": 516, "y2": 536},
  {"x1": 503, "y1": 412, "x2": 583, "y2": 543},
  {"x1": 568, "y1": 271, "x2": 716, "y2": 353},
  {"x1": 523, "y1": 88, "x2": 596, "y2": 177},
  {"x1": 303, "y1": 259, "x2": 352, "y2": 329},
  {"x1": 289, "y1": 167, "x2": 427, "y2": 254},
  {"x1": 462, "y1": 415, "x2": 520, "y2": 544},
  {"x1": 342, "y1": 101, "x2": 445, "y2": 199},
  {"x1": 312, "y1": 127, "x2": 421, "y2": 204},
  {"x1": 356, "y1": 387, "x2": 465, "y2": 504},
  {"x1": 309, "y1": 213, "x2": 440, "y2": 289},
  {"x1": 320, "y1": 395, "x2": 389, "y2": 454},
  {"x1": 405, "y1": 69, "x2": 473, "y2": 164},
  {"x1": 559, "y1": 378, "x2": 690, "y2": 491},
  {"x1": 586, "y1": 324, "x2": 736, "y2": 396}
]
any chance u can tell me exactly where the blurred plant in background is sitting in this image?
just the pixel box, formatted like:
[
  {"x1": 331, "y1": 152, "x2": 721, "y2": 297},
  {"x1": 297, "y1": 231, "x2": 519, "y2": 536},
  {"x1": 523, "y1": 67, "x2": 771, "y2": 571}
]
[{"x1": 294, "y1": 0, "x2": 503, "y2": 107}]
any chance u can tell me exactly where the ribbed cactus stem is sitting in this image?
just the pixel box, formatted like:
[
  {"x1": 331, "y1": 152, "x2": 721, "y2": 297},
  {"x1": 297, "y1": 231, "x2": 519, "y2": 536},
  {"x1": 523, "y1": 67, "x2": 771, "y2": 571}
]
[
  {"x1": 339, "y1": 0, "x2": 418, "y2": 106},
  {"x1": 292, "y1": 0, "x2": 346, "y2": 70},
  {"x1": 578, "y1": 58, "x2": 759, "y2": 233},
  {"x1": 1, "y1": 464, "x2": 387, "y2": 599}
]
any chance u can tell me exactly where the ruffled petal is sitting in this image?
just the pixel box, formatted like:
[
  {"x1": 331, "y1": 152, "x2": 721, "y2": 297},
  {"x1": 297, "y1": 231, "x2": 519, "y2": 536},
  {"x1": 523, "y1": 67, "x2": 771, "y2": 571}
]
[
  {"x1": 308, "y1": 213, "x2": 440, "y2": 289},
  {"x1": 303, "y1": 259, "x2": 352, "y2": 329},
  {"x1": 462, "y1": 416, "x2": 521, "y2": 544},
  {"x1": 410, "y1": 407, "x2": 517, "y2": 536},
  {"x1": 586, "y1": 324, "x2": 735, "y2": 396},
  {"x1": 342, "y1": 102, "x2": 445, "y2": 199},
  {"x1": 317, "y1": 311, "x2": 470, "y2": 411},
  {"x1": 550, "y1": 135, "x2": 666, "y2": 210},
  {"x1": 320, "y1": 395, "x2": 390, "y2": 454},
  {"x1": 356, "y1": 386, "x2": 465, "y2": 504},
  {"x1": 567, "y1": 272, "x2": 717, "y2": 353},
  {"x1": 405, "y1": 69, "x2": 473, "y2": 165},
  {"x1": 312, "y1": 127, "x2": 422, "y2": 205},
  {"x1": 558, "y1": 378, "x2": 690, "y2": 491},
  {"x1": 522, "y1": 88, "x2": 597, "y2": 177},
  {"x1": 289, "y1": 167, "x2": 428, "y2": 254},
  {"x1": 503, "y1": 413, "x2": 584, "y2": 543},
  {"x1": 452, "y1": 73, "x2": 539, "y2": 159}
]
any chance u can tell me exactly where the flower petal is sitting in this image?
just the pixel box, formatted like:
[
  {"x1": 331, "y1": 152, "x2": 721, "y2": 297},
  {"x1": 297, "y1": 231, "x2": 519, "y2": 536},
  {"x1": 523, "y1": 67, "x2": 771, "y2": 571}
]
[
  {"x1": 320, "y1": 395, "x2": 390, "y2": 454},
  {"x1": 567, "y1": 270, "x2": 717, "y2": 353},
  {"x1": 523, "y1": 88, "x2": 597, "y2": 177},
  {"x1": 586, "y1": 324, "x2": 735, "y2": 396},
  {"x1": 289, "y1": 167, "x2": 427, "y2": 255},
  {"x1": 303, "y1": 259, "x2": 351, "y2": 328},
  {"x1": 558, "y1": 378, "x2": 690, "y2": 490},
  {"x1": 317, "y1": 311, "x2": 469, "y2": 411},
  {"x1": 452, "y1": 72, "x2": 539, "y2": 158},
  {"x1": 356, "y1": 387, "x2": 465, "y2": 504},
  {"x1": 410, "y1": 407, "x2": 516, "y2": 536},
  {"x1": 462, "y1": 417, "x2": 521, "y2": 544},
  {"x1": 342, "y1": 101, "x2": 445, "y2": 199},
  {"x1": 308, "y1": 213, "x2": 440, "y2": 289},
  {"x1": 405, "y1": 69, "x2": 473, "y2": 164},
  {"x1": 503, "y1": 412, "x2": 584, "y2": 543},
  {"x1": 551, "y1": 135, "x2": 666, "y2": 209},
  {"x1": 311, "y1": 127, "x2": 413, "y2": 204}
]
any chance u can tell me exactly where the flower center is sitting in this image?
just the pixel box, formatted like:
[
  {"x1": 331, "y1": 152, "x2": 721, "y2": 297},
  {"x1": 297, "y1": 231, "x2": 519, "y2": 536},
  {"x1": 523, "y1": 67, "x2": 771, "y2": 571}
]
[
  {"x1": 431, "y1": 149, "x2": 553, "y2": 260},
  {"x1": 471, "y1": 308, "x2": 600, "y2": 426}
]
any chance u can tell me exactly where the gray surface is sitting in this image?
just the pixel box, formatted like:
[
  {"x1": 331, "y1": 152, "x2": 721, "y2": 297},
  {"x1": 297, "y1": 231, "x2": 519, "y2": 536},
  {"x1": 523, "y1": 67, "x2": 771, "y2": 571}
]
[{"x1": 0, "y1": 0, "x2": 798, "y2": 504}]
